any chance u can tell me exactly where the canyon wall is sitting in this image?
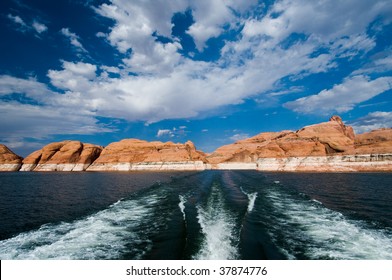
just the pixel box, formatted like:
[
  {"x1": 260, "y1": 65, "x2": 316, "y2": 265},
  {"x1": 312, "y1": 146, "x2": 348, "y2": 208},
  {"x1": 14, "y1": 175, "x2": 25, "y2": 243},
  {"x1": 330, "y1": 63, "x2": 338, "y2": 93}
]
[
  {"x1": 20, "y1": 141, "x2": 103, "y2": 171},
  {"x1": 0, "y1": 144, "x2": 23, "y2": 171},
  {"x1": 1, "y1": 116, "x2": 392, "y2": 172},
  {"x1": 86, "y1": 139, "x2": 208, "y2": 171}
]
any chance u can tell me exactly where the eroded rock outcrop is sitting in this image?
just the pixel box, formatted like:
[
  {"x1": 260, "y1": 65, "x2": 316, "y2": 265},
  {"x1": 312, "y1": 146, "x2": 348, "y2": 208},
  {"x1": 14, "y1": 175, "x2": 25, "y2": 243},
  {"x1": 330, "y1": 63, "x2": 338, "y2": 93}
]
[
  {"x1": 20, "y1": 141, "x2": 103, "y2": 171},
  {"x1": 207, "y1": 116, "x2": 355, "y2": 165},
  {"x1": 257, "y1": 154, "x2": 392, "y2": 172},
  {"x1": 87, "y1": 139, "x2": 208, "y2": 171},
  {"x1": 354, "y1": 128, "x2": 392, "y2": 154},
  {"x1": 0, "y1": 144, "x2": 23, "y2": 171},
  {"x1": 208, "y1": 116, "x2": 392, "y2": 171}
]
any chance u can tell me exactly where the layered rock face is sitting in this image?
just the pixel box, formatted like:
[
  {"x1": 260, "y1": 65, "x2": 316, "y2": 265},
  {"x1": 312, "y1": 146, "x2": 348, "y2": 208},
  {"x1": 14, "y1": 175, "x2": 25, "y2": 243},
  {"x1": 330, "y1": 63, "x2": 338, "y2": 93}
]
[
  {"x1": 208, "y1": 116, "x2": 392, "y2": 171},
  {"x1": 257, "y1": 154, "x2": 392, "y2": 172},
  {"x1": 0, "y1": 144, "x2": 23, "y2": 171},
  {"x1": 2, "y1": 115, "x2": 391, "y2": 172},
  {"x1": 208, "y1": 116, "x2": 355, "y2": 165},
  {"x1": 354, "y1": 128, "x2": 392, "y2": 154},
  {"x1": 20, "y1": 141, "x2": 103, "y2": 171},
  {"x1": 87, "y1": 139, "x2": 208, "y2": 171}
]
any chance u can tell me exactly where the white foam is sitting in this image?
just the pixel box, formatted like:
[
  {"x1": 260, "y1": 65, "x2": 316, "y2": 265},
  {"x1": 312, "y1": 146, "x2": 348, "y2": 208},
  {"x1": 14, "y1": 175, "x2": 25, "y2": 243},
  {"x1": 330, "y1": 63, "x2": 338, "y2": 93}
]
[
  {"x1": 178, "y1": 195, "x2": 186, "y2": 220},
  {"x1": 193, "y1": 185, "x2": 238, "y2": 260},
  {"x1": 0, "y1": 195, "x2": 159, "y2": 260},
  {"x1": 246, "y1": 192, "x2": 258, "y2": 213},
  {"x1": 267, "y1": 189, "x2": 392, "y2": 259},
  {"x1": 240, "y1": 187, "x2": 258, "y2": 213}
]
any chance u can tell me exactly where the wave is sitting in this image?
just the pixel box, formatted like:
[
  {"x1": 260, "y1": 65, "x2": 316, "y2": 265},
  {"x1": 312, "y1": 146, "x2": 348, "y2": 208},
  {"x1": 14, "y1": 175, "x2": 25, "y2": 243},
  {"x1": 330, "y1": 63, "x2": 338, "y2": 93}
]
[
  {"x1": 178, "y1": 195, "x2": 187, "y2": 221},
  {"x1": 266, "y1": 188, "x2": 392, "y2": 259},
  {"x1": 0, "y1": 195, "x2": 160, "y2": 260},
  {"x1": 193, "y1": 183, "x2": 238, "y2": 260},
  {"x1": 240, "y1": 187, "x2": 258, "y2": 213}
]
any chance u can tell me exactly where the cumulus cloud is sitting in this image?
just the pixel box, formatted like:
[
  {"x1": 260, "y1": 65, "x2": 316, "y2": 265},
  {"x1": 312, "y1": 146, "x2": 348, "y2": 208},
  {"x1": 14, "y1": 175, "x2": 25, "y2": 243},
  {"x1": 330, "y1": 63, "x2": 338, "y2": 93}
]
[
  {"x1": 186, "y1": 0, "x2": 257, "y2": 51},
  {"x1": 0, "y1": 75, "x2": 112, "y2": 146},
  {"x1": 284, "y1": 75, "x2": 392, "y2": 115},
  {"x1": 0, "y1": 101, "x2": 112, "y2": 148},
  {"x1": 2, "y1": 0, "x2": 392, "y2": 148},
  {"x1": 349, "y1": 111, "x2": 392, "y2": 134},
  {"x1": 242, "y1": 0, "x2": 391, "y2": 44},
  {"x1": 48, "y1": 61, "x2": 97, "y2": 92},
  {"x1": 61, "y1": 28, "x2": 87, "y2": 53}
]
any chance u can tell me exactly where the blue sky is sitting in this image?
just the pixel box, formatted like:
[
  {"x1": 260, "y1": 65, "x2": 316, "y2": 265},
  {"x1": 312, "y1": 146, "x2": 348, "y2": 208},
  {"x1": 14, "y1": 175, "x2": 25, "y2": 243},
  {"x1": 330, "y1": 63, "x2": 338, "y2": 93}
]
[{"x1": 0, "y1": 0, "x2": 391, "y2": 156}]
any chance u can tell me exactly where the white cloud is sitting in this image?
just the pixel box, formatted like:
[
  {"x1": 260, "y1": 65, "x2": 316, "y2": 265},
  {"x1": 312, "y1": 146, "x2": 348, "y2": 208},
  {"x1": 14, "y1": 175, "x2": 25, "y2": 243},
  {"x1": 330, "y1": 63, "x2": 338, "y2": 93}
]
[
  {"x1": 284, "y1": 75, "x2": 392, "y2": 114},
  {"x1": 8, "y1": 14, "x2": 48, "y2": 36},
  {"x1": 2, "y1": 0, "x2": 392, "y2": 147},
  {"x1": 0, "y1": 75, "x2": 51, "y2": 98},
  {"x1": 95, "y1": 0, "x2": 187, "y2": 75},
  {"x1": 349, "y1": 111, "x2": 392, "y2": 134},
  {"x1": 156, "y1": 126, "x2": 188, "y2": 138},
  {"x1": 353, "y1": 50, "x2": 392, "y2": 75},
  {"x1": 48, "y1": 61, "x2": 97, "y2": 92},
  {"x1": 0, "y1": 75, "x2": 113, "y2": 147},
  {"x1": 230, "y1": 133, "x2": 250, "y2": 142},
  {"x1": 242, "y1": 0, "x2": 391, "y2": 44},
  {"x1": 61, "y1": 28, "x2": 87, "y2": 53},
  {"x1": 156, "y1": 129, "x2": 173, "y2": 138},
  {"x1": 7, "y1": 14, "x2": 27, "y2": 29},
  {"x1": 32, "y1": 21, "x2": 48, "y2": 33},
  {"x1": 187, "y1": 0, "x2": 258, "y2": 51},
  {"x1": 0, "y1": 101, "x2": 112, "y2": 141}
]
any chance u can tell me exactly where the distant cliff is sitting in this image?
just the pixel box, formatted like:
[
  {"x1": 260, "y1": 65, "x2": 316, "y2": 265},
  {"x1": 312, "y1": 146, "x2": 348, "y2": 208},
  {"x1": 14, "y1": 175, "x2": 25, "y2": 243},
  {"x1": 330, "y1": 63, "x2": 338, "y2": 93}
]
[
  {"x1": 87, "y1": 139, "x2": 207, "y2": 171},
  {"x1": 20, "y1": 141, "x2": 103, "y2": 171},
  {"x1": 207, "y1": 116, "x2": 392, "y2": 171},
  {"x1": 0, "y1": 144, "x2": 22, "y2": 171},
  {"x1": 1, "y1": 116, "x2": 391, "y2": 172}
]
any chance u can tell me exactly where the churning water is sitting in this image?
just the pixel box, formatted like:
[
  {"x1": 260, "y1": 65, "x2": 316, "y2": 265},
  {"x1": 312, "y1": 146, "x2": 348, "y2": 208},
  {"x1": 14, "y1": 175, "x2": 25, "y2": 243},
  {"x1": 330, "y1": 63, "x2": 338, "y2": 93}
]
[{"x1": 0, "y1": 171, "x2": 391, "y2": 260}]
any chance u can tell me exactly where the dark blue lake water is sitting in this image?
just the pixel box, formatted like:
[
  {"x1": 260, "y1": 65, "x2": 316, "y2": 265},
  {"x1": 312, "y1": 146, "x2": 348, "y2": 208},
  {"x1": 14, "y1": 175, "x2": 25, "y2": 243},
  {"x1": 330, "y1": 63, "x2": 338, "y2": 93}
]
[{"x1": 0, "y1": 171, "x2": 391, "y2": 259}]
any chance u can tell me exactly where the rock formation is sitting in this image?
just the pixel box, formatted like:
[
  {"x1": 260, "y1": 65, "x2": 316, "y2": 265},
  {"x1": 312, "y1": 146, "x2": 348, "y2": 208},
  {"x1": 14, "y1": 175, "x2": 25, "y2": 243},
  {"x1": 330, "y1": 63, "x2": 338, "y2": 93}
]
[
  {"x1": 2, "y1": 115, "x2": 391, "y2": 172},
  {"x1": 0, "y1": 144, "x2": 23, "y2": 171},
  {"x1": 87, "y1": 139, "x2": 208, "y2": 171},
  {"x1": 354, "y1": 128, "x2": 392, "y2": 154},
  {"x1": 207, "y1": 116, "x2": 392, "y2": 171},
  {"x1": 20, "y1": 141, "x2": 103, "y2": 171},
  {"x1": 207, "y1": 116, "x2": 355, "y2": 164}
]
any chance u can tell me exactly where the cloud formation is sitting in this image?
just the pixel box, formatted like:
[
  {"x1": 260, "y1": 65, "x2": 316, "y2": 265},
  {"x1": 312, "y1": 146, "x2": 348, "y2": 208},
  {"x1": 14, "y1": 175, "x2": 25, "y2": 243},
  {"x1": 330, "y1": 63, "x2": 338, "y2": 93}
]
[
  {"x1": 61, "y1": 28, "x2": 87, "y2": 53},
  {"x1": 156, "y1": 126, "x2": 188, "y2": 138},
  {"x1": 285, "y1": 75, "x2": 392, "y2": 114},
  {"x1": 7, "y1": 13, "x2": 47, "y2": 35},
  {"x1": 349, "y1": 111, "x2": 392, "y2": 134},
  {"x1": 1, "y1": 0, "x2": 392, "y2": 149}
]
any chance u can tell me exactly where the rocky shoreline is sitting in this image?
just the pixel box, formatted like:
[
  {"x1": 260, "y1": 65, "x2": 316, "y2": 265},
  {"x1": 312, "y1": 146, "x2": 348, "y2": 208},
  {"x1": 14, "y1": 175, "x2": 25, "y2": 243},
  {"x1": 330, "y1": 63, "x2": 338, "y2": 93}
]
[{"x1": 1, "y1": 116, "x2": 392, "y2": 172}]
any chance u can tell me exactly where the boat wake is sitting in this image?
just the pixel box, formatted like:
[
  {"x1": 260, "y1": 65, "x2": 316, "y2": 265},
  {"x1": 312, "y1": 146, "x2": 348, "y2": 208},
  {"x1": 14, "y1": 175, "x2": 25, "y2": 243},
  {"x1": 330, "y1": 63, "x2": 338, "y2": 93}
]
[
  {"x1": 193, "y1": 183, "x2": 239, "y2": 260},
  {"x1": 266, "y1": 188, "x2": 392, "y2": 259},
  {"x1": 0, "y1": 195, "x2": 160, "y2": 260}
]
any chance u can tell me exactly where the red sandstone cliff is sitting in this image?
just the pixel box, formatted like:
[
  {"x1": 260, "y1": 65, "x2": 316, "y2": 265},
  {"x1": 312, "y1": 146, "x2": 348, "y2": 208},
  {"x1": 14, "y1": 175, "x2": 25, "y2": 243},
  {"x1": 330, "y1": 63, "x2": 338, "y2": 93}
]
[
  {"x1": 2, "y1": 115, "x2": 392, "y2": 172},
  {"x1": 91, "y1": 139, "x2": 206, "y2": 163},
  {"x1": 20, "y1": 141, "x2": 103, "y2": 171},
  {"x1": 0, "y1": 144, "x2": 23, "y2": 171},
  {"x1": 207, "y1": 116, "x2": 391, "y2": 165}
]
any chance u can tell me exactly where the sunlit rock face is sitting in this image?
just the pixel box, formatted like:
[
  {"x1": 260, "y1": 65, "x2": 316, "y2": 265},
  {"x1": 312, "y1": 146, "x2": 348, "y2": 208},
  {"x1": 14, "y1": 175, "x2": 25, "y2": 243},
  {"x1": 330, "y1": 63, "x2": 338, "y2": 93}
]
[
  {"x1": 0, "y1": 144, "x2": 23, "y2": 171},
  {"x1": 87, "y1": 139, "x2": 208, "y2": 171},
  {"x1": 20, "y1": 141, "x2": 103, "y2": 171}
]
